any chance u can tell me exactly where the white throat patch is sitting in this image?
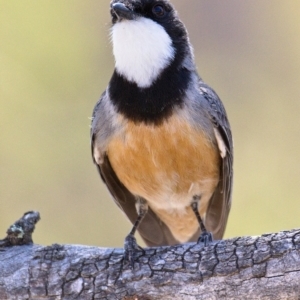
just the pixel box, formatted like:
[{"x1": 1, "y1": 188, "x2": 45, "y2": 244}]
[{"x1": 111, "y1": 17, "x2": 175, "y2": 88}]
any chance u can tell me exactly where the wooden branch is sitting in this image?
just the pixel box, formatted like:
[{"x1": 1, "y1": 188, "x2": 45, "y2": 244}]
[{"x1": 0, "y1": 213, "x2": 300, "y2": 299}]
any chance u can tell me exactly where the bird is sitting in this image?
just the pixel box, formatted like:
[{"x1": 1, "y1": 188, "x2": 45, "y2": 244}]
[{"x1": 91, "y1": 0, "x2": 233, "y2": 264}]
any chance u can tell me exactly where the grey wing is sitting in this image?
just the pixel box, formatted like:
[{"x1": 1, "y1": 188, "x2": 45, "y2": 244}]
[
  {"x1": 198, "y1": 81, "x2": 233, "y2": 240},
  {"x1": 91, "y1": 91, "x2": 178, "y2": 247}
]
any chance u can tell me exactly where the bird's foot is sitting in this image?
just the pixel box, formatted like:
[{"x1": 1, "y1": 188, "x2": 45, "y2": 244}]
[
  {"x1": 124, "y1": 234, "x2": 144, "y2": 269},
  {"x1": 197, "y1": 231, "x2": 213, "y2": 247}
]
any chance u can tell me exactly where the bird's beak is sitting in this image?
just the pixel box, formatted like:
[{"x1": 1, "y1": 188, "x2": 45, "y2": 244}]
[{"x1": 111, "y1": 3, "x2": 136, "y2": 21}]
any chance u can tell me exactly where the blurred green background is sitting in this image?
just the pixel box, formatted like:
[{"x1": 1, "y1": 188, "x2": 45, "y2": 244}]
[{"x1": 1, "y1": 1, "x2": 300, "y2": 248}]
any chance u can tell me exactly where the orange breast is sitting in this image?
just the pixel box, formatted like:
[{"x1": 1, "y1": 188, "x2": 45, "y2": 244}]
[
  {"x1": 107, "y1": 114, "x2": 220, "y2": 203},
  {"x1": 107, "y1": 114, "x2": 221, "y2": 242}
]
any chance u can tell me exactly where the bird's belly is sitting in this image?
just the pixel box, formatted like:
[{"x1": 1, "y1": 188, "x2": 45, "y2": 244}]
[{"x1": 107, "y1": 115, "x2": 220, "y2": 242}]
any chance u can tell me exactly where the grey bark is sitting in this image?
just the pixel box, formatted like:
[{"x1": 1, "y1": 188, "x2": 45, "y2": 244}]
[{"x1": 0, "y1": 212, "x2": 300, "y2": 300}]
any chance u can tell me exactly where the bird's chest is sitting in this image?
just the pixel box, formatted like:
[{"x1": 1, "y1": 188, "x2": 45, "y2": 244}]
[{"x1": 106, "y1": 115, "x2": 220, "y2": 211}]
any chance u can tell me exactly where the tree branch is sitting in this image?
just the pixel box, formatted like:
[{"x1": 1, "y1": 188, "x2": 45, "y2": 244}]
[{"x1": 0, "y1": 212, "x2": 299, "y2": 299}]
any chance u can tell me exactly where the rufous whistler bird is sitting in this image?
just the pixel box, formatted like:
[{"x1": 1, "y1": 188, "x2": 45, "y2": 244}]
[{"x1": 91, "y1": 0, "x2": 233, "y2": 263}]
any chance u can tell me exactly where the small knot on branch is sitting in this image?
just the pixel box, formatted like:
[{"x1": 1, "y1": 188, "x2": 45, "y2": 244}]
[{"x1": 0, "y1": 211, "x2": 40, "y2": 247}]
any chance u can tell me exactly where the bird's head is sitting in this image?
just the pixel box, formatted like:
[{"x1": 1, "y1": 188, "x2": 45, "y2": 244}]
[
  {"x1": 110, "y1": 0, "x2": 174, "y2": 23},
  {"x1": 109, "y1": 0, "x2": 192, "y2": 88}
]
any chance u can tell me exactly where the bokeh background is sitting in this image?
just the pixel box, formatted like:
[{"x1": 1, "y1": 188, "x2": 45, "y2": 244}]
[{"x1": 1, "y1": 0, "x2": 300, "y2": 247}]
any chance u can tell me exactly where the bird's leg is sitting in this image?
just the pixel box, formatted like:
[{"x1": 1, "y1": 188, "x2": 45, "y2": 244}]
[
  {"x1": 124, "y1": 198, "x2": 147, "y2": 268},
  {"x1": 191, "y1": 195, "x2": 213, "y2": 246}
]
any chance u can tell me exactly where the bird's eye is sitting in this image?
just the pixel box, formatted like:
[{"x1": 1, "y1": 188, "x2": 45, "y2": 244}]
[{"x1": 152, "y1": 5, "x2": 165, "y2": 17}]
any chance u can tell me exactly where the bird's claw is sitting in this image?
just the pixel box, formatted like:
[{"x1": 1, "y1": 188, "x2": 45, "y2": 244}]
[
  {"x1": 197, "y1": 231, "x2": 213, "y2": 246},
  {"x1": 124, "y1": 234, "x2": 144, "y2": 268}
]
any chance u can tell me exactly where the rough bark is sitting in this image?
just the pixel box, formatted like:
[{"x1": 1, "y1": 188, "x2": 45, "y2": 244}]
[{"x1": 0, "y1": 212, "x2": 300, "y2": 299}]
